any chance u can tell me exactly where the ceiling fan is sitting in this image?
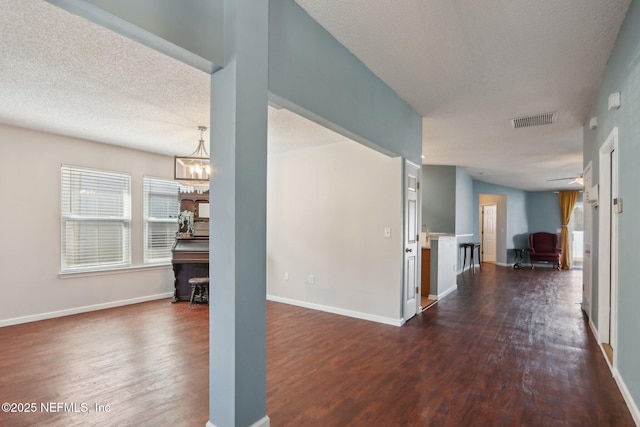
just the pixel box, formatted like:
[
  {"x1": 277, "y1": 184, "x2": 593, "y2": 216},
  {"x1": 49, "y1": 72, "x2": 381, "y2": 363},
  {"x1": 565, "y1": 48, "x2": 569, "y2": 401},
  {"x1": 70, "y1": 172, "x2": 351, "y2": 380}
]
[{"x1": 547, "y1": 174, "x2": 584, "y2": 185}]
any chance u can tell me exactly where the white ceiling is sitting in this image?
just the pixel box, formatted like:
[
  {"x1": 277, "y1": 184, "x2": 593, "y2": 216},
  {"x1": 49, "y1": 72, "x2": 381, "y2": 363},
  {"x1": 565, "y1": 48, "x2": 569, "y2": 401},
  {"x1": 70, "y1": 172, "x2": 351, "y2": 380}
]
[
  {"x1": 0, "y1": 0, "x2": 210, "y2": 157},
  {"x1": 0, "y1": 0, "x2": 632, "y2": 190},
  {"x1": 295, "y1": 0, "x2": 631, "y2": 190}
]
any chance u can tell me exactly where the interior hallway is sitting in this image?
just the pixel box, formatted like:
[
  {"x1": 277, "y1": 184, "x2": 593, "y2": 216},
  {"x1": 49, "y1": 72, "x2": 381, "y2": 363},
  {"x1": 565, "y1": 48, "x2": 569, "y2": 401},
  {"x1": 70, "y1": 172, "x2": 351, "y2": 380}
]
[
  {"x1": 267, "y1": 265, "x2": 634, "y2": 425},
  {"x1": 0, "y1": 265, "x2": 634, "y2": 426}
]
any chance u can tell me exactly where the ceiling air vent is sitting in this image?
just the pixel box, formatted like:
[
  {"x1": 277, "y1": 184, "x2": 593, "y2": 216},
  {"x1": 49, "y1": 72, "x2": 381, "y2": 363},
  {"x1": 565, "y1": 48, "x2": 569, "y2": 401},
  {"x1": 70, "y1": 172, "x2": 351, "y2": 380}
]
[{"x1": 510, "y1": 112, "x2": 558, "y2": 129}]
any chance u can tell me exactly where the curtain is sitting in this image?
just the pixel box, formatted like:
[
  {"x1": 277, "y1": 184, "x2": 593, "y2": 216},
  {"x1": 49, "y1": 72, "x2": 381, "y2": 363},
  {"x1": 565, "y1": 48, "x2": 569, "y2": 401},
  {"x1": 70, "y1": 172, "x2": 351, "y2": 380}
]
[{"x1": 559, "y1": 191, "x2": 579, "y2": 269}]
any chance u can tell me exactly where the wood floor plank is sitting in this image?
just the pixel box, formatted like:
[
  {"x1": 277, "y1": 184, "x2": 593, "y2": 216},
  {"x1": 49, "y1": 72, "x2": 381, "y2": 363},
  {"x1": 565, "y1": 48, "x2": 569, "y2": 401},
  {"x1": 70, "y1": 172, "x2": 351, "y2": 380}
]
[
  {"x1": 265, "y1": 265, "x2": 635, "y2": 426},
  {"x1": 0, "y1": 264, "x2": 635, "y2": 426}
]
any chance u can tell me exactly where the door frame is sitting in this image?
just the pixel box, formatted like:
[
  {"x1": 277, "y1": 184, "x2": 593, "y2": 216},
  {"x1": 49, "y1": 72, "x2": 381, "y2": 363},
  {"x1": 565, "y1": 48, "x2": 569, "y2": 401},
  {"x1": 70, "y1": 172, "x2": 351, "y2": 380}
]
[
  {"x1": 481, "y1": 204, "x2": 497, "y2": 263},
  {"x1": 478, "y1": 194, "x2": 507, "y2": 265},
  {"x1": 569, "y1": 201, "x2": 584, "y2": 267},
  {"x1": 597, "y1": 127, "x2": 619, "y2": 363},
  {"x1": 403, "y1": 159, "x2": 421, "y2": 323},
  {"x1": 582, "y1": 161, "x2": 593, "y2": 315}
]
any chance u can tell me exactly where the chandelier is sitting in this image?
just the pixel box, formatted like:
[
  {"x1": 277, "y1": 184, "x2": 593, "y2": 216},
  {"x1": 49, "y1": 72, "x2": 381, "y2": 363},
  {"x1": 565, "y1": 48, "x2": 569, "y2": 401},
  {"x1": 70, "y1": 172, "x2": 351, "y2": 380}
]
[{"x1": 174, "y1": 126, "x2": 210, "y2": 187}]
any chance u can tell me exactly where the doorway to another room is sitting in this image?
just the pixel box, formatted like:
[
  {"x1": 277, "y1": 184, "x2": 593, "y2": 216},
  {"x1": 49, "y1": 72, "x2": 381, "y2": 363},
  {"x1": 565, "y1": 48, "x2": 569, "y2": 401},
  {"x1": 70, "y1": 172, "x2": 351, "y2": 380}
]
[
  {"x1": 597, "y1": 127, "x2": 619, "y2": 367},
  {"x1": 403, "y1": 161, "x2": 421, "y2": 321},
  {"x1": 582, "y1": 161, "x2": 593, "y2": 316},
  {"x1": 570, "y1": 200, "x2": 584, "y2": 270},
  {"x1": 478, "y1": 194, "x2": 507, "y2": 267},
  {"x1": 481, "y1": 204, "x2": 497, "y2": 264}
]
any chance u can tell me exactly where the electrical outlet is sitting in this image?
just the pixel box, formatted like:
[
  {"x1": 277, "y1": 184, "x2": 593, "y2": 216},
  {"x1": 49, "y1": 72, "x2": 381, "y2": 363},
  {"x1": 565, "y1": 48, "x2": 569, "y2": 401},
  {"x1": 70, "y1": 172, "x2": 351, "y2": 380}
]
[
  {"x1": 308, "y1": 274, "x2": 315, "y2": 284},
  {"x1": 284, "y1": 272, "x2": 289, "y2": 280}
]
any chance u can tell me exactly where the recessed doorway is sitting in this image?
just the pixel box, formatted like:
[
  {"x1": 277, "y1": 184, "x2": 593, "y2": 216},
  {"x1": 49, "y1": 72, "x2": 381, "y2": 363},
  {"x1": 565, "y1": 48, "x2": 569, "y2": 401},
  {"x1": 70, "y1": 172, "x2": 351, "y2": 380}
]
[
  {"x1": 597, "y1": 127, "x2": 619, "y2": 367},
  {"x1": 481, "y1": 204, "x2": 497, "y2": 263}
]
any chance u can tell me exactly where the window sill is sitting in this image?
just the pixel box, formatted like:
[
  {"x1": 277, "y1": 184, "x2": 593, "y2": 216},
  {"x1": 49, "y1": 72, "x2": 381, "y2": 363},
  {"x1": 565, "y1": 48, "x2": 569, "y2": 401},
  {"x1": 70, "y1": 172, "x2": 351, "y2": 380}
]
[{"x1": 59, "y1": 263, "x2": 172, "y2": 279}]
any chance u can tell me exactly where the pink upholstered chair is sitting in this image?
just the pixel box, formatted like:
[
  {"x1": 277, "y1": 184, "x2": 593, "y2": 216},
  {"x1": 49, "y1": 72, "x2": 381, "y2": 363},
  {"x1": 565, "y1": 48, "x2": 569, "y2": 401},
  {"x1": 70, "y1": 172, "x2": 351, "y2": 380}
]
[{"x1": 528, "y1": 232, "x2": 562, "y2": 270}]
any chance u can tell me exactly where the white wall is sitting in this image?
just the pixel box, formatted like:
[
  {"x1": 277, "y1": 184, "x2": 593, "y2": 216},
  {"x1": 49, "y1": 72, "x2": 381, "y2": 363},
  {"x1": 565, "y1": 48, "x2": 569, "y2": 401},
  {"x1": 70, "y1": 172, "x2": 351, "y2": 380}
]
[
  {"x1": 267, "y1": 141, "x2": 403, "y2": 323},
  {"x1": 0, "y1": 124, "x2": 175, "y2": 325},
  {"x1": 430, "y1": 236, "x2": 457, "y2": 299}
]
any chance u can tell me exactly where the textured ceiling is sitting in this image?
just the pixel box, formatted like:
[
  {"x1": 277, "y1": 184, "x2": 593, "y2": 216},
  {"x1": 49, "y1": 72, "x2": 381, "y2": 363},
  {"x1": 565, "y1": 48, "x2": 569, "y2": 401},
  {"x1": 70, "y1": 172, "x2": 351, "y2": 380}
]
[
  {"x1": 268, "y1": 107, "x2": 347, "y2": 155},
  {"x1": 0, "y1": 0, "x2": 335, "y2": 161},
  {"x1": 295, "y1": 0, "x2": 631, "y2": 190},
  {"x1": 0, "y1": 0, "x2": 210, "y2": 157},
  {"x1": 0, "y1": 0, "x2": 632, "y2": 191}
]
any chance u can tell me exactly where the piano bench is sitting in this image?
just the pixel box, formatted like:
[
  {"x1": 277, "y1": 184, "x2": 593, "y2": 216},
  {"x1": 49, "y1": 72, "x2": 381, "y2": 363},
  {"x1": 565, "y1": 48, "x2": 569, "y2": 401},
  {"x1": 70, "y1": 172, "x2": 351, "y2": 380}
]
[{"x1": 188, "y1": 277, "x2": 209, "y2": 309}]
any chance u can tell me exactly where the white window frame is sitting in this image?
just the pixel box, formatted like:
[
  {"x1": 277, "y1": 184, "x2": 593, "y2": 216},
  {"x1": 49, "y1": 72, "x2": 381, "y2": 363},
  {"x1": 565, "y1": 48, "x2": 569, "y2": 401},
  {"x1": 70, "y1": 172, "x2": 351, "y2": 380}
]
[
  {"x1": 143, "y1": 177, "x2": 181, "y2": 264},
  {"x1": 60, "y1": 165, "x2": 131, "y2": 273}
]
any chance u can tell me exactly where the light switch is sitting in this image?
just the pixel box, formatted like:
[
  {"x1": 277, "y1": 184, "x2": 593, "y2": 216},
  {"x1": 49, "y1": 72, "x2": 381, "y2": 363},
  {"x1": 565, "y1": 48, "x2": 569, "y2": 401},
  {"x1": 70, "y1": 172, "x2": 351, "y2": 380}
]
[{"x1": 384, "y1": 227, "x2": 391, "y2": 238}]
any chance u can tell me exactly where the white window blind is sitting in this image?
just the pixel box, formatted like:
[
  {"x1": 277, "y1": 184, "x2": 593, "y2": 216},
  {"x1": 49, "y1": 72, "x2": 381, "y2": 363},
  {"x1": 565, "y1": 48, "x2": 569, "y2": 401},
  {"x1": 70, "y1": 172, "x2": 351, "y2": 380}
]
[
  {"x1": 61, "y1": 166, "x2": 131, "y2": 273},
  {"x1": 143, "y1": 177, "x2": 180, "y2": 263}
]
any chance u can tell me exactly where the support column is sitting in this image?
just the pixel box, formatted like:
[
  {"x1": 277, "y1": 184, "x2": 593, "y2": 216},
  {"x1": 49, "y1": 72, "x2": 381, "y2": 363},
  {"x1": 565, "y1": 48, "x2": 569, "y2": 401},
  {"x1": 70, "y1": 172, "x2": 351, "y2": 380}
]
[{"x1": 208, "y1": 0, "x2": 268, "y2": 426}]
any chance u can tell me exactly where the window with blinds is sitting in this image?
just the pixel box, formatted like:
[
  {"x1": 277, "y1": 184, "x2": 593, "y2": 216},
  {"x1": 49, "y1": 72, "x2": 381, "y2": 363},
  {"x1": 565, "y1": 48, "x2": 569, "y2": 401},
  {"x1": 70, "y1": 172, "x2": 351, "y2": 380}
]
[
  {"x1": 143, "y1": 177, "x2": 180, "y2": 263},
  {"x1": 61, "y1": 166, "x2": 131, "y2": 273}
]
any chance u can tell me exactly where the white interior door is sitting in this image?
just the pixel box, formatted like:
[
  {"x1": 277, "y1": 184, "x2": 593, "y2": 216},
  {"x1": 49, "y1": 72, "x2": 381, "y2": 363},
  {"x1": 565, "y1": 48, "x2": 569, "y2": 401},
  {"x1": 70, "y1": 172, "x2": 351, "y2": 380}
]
[
  {"x1": 482, "y1": 205, "x2": 497, "y2": 263},
  {"x1": 609, "y1": 139, "x2": 619, "y2": 355},
  {"x1": 403, "y1": 160, "x2": 420, "y2": 322},
  {"x1": 598, "y1": 128, "x2": 619, "y2": 361},
  {"x1": 582, "y1": 162, "x2": 593, "y2": 314}
]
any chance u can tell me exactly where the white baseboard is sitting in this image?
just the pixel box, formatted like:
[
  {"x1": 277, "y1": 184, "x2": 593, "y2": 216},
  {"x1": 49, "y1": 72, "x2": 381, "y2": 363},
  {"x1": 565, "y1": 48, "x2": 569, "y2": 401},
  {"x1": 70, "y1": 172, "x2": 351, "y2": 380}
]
[
  {"x1": 496, "y1": 262, "x2": 511, "y2": 267},
  {"x1": 600, "y1": 344, "x2": 614, "y2": 369},
  {"x1": 207, "y1": 415, "x2": 270, "y2": 427},
  {"x1": 588, "y1": 318, "x2": 614, "y2": 370},
  {"x1": 589, "y1": 318, "x2": 599, "y2": 343},
  {"x1": 459, "y1": 262, "x2": 491, "y2": 273},
  {"x1": 458, "y1": 263, "x2": 473, "y2": 273},
  {"x1": 428, "y1": 294, "x2": 438, "y2": 300},
  {"x1": 0, "y1": 292, "x2": 174, "y2": 328},
  {"x1": 266, "y1": 295, "x2": 402, "y2": 327},
  {"x1": 613, "y1": 370, "x2": 640, "y2": 426},
  {"x1": 586, "y1": 315, "x2": 639, "y2": 424},
  {"x1": 437, "y1": 285, "x2": 457, "y2": 300}
]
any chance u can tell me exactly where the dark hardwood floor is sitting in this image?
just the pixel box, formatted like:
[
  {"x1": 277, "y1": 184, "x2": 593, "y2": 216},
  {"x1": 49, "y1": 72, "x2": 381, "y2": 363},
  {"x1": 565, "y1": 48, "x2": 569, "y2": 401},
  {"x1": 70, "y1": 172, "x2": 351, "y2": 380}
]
[
  {"x1": 0, "y1": 301, "x2": 209, "y2": 426},
  {"x1": 0, "y1": 264, "x2": 635, "y2": 426}
]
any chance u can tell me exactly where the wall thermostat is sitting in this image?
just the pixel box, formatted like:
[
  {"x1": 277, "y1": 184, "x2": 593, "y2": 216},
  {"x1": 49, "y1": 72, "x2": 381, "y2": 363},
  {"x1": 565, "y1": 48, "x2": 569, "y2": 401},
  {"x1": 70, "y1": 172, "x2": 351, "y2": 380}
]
[
  {"x1": 608, "y1": 92, "x2": 621, "y2": 110},
  {"x1": 613, "y1": 197, "x2": 623, "y2": 213}
]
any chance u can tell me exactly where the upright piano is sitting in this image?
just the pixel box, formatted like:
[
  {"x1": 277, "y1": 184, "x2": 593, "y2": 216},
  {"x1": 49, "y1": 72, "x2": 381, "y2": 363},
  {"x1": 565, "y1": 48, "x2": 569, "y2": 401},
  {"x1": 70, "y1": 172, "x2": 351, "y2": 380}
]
[
  {"x1": 171, "y1": 237, "x2": 209, "y2": 302},
  {"x1": 171, "y1": 190, "x2": 209, "y2": 303}
]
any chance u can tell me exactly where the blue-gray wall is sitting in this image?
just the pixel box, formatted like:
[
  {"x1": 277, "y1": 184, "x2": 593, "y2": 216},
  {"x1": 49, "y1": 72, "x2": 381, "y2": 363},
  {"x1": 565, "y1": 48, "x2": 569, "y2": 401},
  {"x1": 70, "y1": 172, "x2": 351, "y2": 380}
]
[
  {"x1": 584, "y1": 0, "x2": 640, "y2": 412},
  {"x1": 208, "y1": 0, "x2": 269, "y2": 424},
  {"x1": 420, "y1": 175, "x2": 574, "y2": 265},
  {"x1": 421, "y1": 165, "x2": 456, "y2": 233},
  {"x1": 526, "y1": 192, "x2": 561, "y2": 234},
  {"x1": 420, "y1": 169, "x2": 559, "y2": 263},
  {"x1": 268, "y1": 0, "x2": 422, "y2": 164},
  {"x1": 455, "y1": 167, "x2": 474, "y2": 237}
]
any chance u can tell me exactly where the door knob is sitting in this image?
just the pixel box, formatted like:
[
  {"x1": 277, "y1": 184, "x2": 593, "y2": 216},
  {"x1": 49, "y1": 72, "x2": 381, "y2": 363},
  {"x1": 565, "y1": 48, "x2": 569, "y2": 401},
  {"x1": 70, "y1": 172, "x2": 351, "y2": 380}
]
[{"x1": 405, "y1": 248, "x2": 413, "y2": 253}]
